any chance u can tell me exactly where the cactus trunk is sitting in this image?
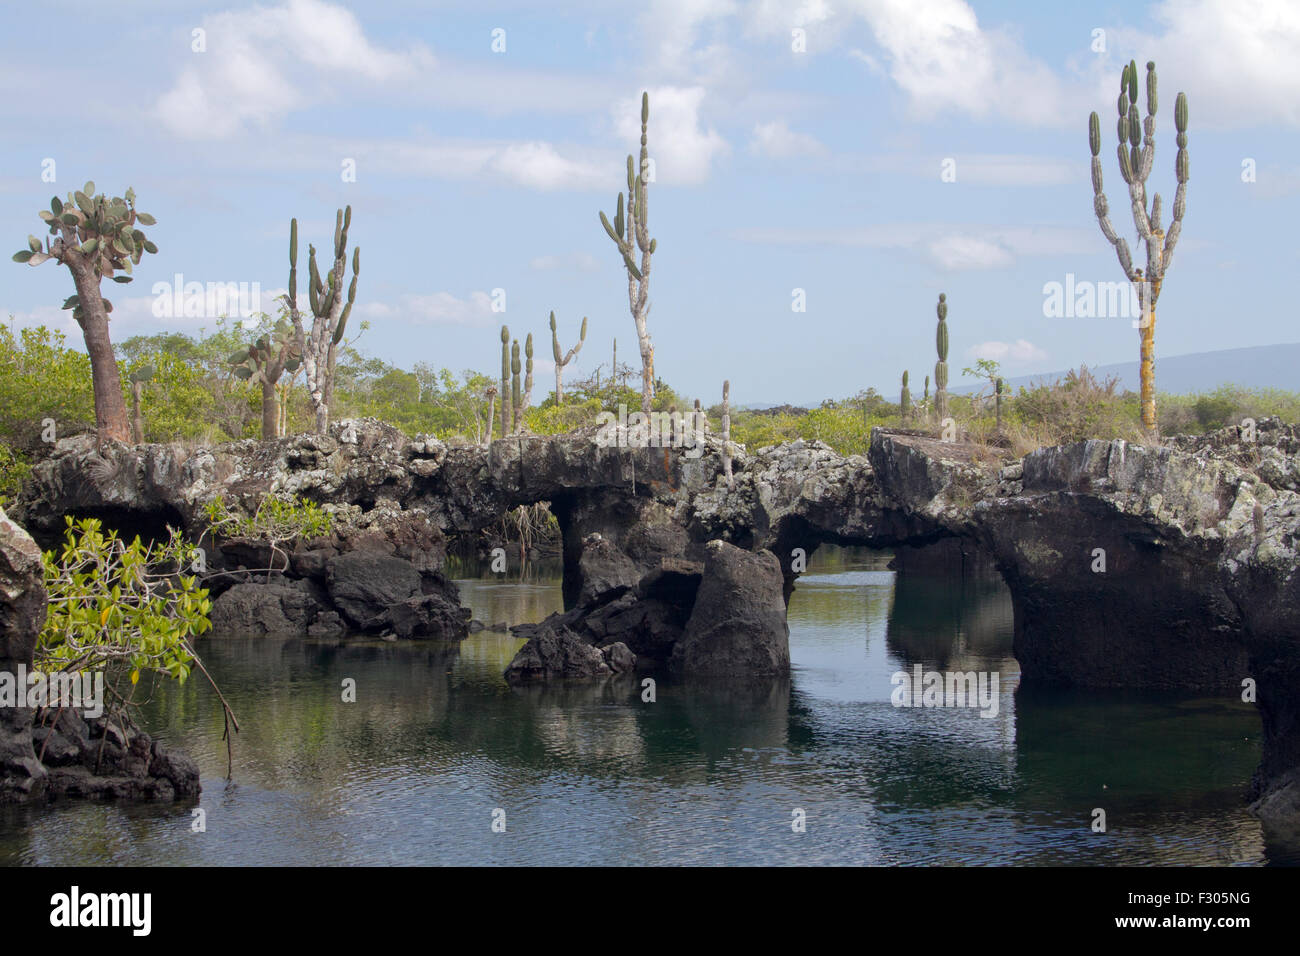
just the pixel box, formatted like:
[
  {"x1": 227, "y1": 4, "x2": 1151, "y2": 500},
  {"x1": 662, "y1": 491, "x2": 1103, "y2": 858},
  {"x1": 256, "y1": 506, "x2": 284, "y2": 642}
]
[
  {"x1": 68, "y1": 264, "x2": 131, "y2": 443},
  {"x1": 130, "y1": 379, "x2": 145, "y2": 444},
  {"x1": 262, "y1": 379, "x2": 278, "y2": 440},
  {"x1": 721, "y1": 380, "x2": 734, "y2": 492}
]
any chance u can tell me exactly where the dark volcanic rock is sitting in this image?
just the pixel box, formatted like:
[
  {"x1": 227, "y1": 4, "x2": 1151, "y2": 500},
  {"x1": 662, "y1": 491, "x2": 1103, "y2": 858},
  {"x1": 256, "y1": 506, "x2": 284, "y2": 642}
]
[
  {"x1": 0, "y1": 508, "x2": 48, "y2": 801},
  {"x1": 386, "y1": 594, "x2": 471, "y2": 640},
  {"x1": 210, "y1": 577, "x2": 331, "y2": 637},
  {"x1": 504, "y1": 626, "x2": 618, "y2": 684},
  {"x1": 577, "y1": 533, "x2": 641, "y2": 604},
  {"x1": 326, "y1": 552, "x2": 423, "y2": 626},
  {"x1": 38, "y1": 709, "x2": 200, "y2": 802},
  {"x1": 17, "y1": 416, "x2": 1300, "y2": 828},
  {"x1": 670, "y1": 541, "x2": 790, "y2": 677}
]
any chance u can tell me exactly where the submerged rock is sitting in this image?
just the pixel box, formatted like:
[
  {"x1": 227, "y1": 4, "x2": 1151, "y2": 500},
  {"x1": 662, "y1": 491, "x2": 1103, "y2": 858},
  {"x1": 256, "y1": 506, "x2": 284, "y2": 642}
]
[{"x1": 670, "y1": 542, "x2": 789, "y2": 677}]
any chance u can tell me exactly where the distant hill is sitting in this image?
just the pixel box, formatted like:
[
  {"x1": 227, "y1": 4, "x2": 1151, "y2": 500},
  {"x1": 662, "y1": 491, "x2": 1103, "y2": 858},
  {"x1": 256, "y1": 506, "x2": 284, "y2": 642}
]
[
  {"x1": 747, "y1": 344, "x2": 1300, "y2": 410},
  {"x1": 952, "y1": 343, "x2": 1300, "y2": 396}
]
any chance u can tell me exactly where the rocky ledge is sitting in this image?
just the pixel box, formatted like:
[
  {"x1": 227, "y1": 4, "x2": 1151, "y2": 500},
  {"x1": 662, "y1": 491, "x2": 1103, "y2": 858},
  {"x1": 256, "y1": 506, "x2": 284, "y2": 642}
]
[{"x1": 12, "y1": 416, "x2": 1300, "y2": 828}]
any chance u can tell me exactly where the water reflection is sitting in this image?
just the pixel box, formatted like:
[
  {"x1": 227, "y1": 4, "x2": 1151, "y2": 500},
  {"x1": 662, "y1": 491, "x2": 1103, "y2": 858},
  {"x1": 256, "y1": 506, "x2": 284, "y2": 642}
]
[{"x1": 0, "y1": 545, "x2": 1287, "y2": 866}]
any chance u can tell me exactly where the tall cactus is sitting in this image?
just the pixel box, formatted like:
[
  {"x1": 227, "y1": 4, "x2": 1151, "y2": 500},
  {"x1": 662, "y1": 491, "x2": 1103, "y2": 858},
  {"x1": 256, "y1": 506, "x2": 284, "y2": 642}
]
[
  {"x1": 511, "y1": 340, "x2": 522, "y2": 433},
  {"x1": 499, "y1": 325, "x2": 511, "y2": 440},
  {"x1": 1089, "y1": 60, "x2": 1188, "y2": 437},
  {"x1": 934, "y1": 293, "x2": 950, "y2": 421},
  {"x1": 520, "y1": 333, "x2": 534, "y2": 431},
  {"x1": 229, "y1": 313, "x2": 303, "y2": 439},
  {"x1": 237, "y1": 222, "x2": 306, "y2": 438},
  {"x1": 550, "y1": 311, "x2": 587, "y2": 406},
  {"x1": 284, "y1": 207, "x2": 359, "y2": 434},
  {"x1": 599, "y1": 92, "x2": 657, "y2": 415},
  {"x1": 900, "y1": 371, "x2": 911, "y2": 425},
  {"x1": 721, "y1": 380, "x2": 734, "y2": 492},
  {"x1": 14, "y1": 183, "x2": 159, "y2": 442},
  {"x1": 995, "y1": 378, "x2": 1004, "y2": 434},
  {"x1": 507, "y1": 334, "x2": 534, "y2": 434}
]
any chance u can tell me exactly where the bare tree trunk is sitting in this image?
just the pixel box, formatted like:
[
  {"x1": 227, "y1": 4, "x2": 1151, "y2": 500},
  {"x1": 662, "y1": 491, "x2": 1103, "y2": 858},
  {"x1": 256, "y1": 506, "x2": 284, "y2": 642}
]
[{"x1": 69, "y1": 265, "x2": 130, "y2": 444}]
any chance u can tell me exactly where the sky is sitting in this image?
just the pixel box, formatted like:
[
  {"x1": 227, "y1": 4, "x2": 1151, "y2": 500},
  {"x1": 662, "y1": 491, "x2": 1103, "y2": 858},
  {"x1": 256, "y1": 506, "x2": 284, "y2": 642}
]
[{"x1": 1, "y1": 0, "x2": 1297, "y2": 405}]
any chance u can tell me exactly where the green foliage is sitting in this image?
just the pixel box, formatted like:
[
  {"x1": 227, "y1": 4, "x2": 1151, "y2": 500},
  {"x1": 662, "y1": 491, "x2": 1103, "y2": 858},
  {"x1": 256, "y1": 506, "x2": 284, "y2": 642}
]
[
  {"x1": 202, "y1": 493, "x2": 333, "y2": 544},
  {"x1": 1009, "y1": 366, "x2": 1140, "y2": 444},
  {"x1": 0, "y1": 442, "x2": 32, "y2": 506},
  {"x1": 38, "y1": 517, "x2": 210, "y2": 686},
  {"x1": 962, "y1": 358, "x2": 1003, "y2": 392},
  {"x1": 1159, "y1": 385, "x2": 1300, "y2": 435},
  {"x1": 0, "y1": 322, "x2": 95, "y2": 450},
  {"x1": 121, "y1": 349, "x2": 217, "y2": 443}
]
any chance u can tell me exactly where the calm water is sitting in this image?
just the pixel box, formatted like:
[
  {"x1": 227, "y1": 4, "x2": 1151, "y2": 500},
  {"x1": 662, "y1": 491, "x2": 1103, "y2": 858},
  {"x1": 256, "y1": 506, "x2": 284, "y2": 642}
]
[{"x1": 1, "y1": 546, "x2": 1288, "y2": 866}]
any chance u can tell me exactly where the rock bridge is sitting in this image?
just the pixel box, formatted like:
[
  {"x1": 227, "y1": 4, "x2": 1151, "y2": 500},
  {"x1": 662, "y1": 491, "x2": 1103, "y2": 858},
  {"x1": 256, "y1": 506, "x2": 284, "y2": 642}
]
[{"x1": 13, "y1": 417, "x2": 1300, "y2": 828}]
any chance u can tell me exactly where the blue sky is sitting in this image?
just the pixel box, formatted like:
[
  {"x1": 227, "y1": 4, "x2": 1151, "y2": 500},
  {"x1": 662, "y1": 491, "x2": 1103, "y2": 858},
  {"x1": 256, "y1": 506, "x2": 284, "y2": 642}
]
[{"x1": 2, "y1": 0, "x2": 1296, "y2": 405}]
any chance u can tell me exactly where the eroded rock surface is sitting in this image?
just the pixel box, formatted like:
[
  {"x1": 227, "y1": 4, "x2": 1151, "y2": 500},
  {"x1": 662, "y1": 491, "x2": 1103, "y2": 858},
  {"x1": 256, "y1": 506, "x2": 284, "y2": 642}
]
[{"x1": 17, "y1": 417, "x2": 1300, "y2": 825}]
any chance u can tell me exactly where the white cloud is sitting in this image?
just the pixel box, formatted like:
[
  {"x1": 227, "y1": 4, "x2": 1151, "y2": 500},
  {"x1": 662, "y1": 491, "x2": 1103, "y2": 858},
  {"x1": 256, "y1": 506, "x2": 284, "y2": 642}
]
[
  {"x1": 969, "y1": 339, "x2": 1049, "y2": 363},
  {"x1": 749, "y1": 120, "x2": 827, "y2": 158},
  {"x1": 613, "y1": 86, "x2": 729, "y2": 185},
  {"x1": 155, "y1": 0, "x2": 433, "y2": 139},
  {"x1": 849, "y1": 0, "x2": 1067, "y2": 124},
  {"x1": 490, "y1": 142, "x2": 608, "y2": 191},
  {"x1": 733, "y1": 223, "x2": 1093, "y2": 269},
  {"x1": 360, "y1": 292, "x2": 495, "y2": 327},
  {"x1": 1109, "y1": 0, "x2": 1300, "y2": 127},
  {"x1": 927, "y1": 235, "x2": 1014, "y2": 270},
  {"x1": 638, "y1": 0, "x2": 740, "y2": 82},
  {"x1": 947, "y1": 154, "x2": 1081, "y2": 186}
]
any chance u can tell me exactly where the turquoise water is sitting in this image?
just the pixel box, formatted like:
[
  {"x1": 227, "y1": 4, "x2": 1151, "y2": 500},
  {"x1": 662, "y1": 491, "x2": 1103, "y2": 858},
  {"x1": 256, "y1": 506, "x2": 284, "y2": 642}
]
[{"x1": 0, "y1": 547, "x2": 1284, "y2": 866}]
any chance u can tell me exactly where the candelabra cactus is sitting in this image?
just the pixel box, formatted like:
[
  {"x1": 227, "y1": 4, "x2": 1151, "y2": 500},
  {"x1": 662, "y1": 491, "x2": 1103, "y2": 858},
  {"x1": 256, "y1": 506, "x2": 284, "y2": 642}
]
[
  {"x1": 934, "y1": 293, "x2": 950, "y2": 421},
  {"x1": 499, "y1": 331, "x2": 537, "y2": 435},
  {"x1": 283, "y1": 209, "x2": 359, "y2": 434},
  {"x1": 499, "y1": 325, "x2": 511, "y2": 439},
  {"x1": 599, "y1": 92, "x2": 658, "y2": 415},
  {"x1": 511, "y1": 340, "x2": 522, "y2": 433},
  {"x1": 127, "y1": 365, "x2": 153, "y2": 444},
  {"x1": 900, "y1": 371, "x2": 911, "y2": 425},
  {"x1": 14, "y1": 183, "x2": 159, "y2": 442},
  {"x1": 550, "y1": 311, "x2": 587, "y2": 406},
  {"x1": 1089, "y1": 59, "x2": 1188, "y2": 437},
  {"x1": 229, "y1": 312, "x2": 303, "y2": 438},
  {"x1": 995, "y1": 377, "x2": 1004, "y2": 434},
  {"x1": 520, "y1": 333, "x2": 534, "y2": 431}
]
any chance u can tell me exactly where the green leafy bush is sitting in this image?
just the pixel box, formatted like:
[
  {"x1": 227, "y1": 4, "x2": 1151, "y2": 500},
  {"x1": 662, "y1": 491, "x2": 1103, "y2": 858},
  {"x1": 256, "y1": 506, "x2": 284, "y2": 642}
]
[
  {"x1": 38, "y1": 517, "x2": 211, "y2": 686},
  {"x1": 201, "y1": 493, "x2": 334, "y2": 574}
]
